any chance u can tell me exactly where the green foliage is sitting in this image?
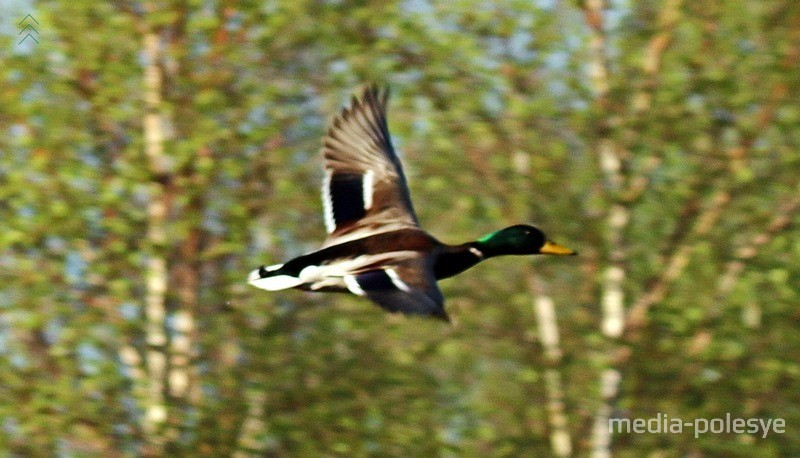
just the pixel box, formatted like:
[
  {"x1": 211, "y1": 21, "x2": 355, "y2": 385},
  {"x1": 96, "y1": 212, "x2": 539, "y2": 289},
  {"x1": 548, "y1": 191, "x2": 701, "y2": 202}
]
[{"x1": 0, "y1": 0, "x2": 798, "y2": 455}]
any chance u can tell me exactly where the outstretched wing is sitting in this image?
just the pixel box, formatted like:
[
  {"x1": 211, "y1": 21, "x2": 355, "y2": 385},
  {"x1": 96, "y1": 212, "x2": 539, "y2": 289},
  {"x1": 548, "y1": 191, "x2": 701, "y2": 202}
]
[
  {"x1": 321, "y1": 85, "x2": 420, "y2": 247},
  {"x1": 343, "y1": 255, "x2": 448, "y2": 321}
]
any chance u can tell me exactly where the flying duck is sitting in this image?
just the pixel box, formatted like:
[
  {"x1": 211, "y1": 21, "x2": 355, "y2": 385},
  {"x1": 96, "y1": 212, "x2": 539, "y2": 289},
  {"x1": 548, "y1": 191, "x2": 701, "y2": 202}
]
[{"x1": 248, "y1": 85, "x2": 576, "y2": 321}]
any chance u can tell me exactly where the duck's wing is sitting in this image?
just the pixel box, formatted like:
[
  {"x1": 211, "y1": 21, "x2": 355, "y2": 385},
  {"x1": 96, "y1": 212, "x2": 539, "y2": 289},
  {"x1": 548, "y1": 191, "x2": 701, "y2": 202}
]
[
  {"x1": 320, "y1": 85, "x2": 420, "y2": 247},
  {"x1": 344, "y1": 254, "x2": 448, "y2": 321}
]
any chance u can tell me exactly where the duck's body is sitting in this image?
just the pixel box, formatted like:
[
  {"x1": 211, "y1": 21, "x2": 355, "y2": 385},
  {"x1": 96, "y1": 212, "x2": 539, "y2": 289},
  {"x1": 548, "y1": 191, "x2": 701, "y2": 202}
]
[{"x1": 249, "y1": 86, "x2": 575, "y2": 320}]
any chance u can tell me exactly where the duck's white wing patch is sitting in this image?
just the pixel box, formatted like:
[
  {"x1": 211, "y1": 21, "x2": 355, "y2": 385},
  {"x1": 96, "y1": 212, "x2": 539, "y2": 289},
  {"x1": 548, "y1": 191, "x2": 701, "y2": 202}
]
[
  {"x1": 320, "y1": 170, "x2": 379, "y2": 234},
  {"x1": 322, "y1": 170, "x2": 335, "y2": 233},
  {"x1": 362, "y1": 169, "x2": 374, "y2": 210},
  {"x1": 348, "y1": 255, "x2": 447, "y2": 320},
  {"x1": 384, "y1": 268, "x2": 411, "y2": 292},
  {"x1": 344, "y1": 275, "x2": 365, "y2": 296}
]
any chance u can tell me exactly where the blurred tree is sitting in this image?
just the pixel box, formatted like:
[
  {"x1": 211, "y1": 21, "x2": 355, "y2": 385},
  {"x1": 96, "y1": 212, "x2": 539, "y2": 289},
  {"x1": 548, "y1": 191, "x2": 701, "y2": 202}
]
[{"x1": 0, "y1": 0, "x2": 798, "y2": 456}]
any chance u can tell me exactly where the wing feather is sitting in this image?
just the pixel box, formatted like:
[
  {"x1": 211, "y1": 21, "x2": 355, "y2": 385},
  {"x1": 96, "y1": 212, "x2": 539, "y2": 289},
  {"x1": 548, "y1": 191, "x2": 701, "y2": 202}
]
[
  {"x1": 348, "y1": 255, "x2": 448, "y2": 321},
  {"x1": 321, "y1": 85, "x2": 419, "y2": 247}
]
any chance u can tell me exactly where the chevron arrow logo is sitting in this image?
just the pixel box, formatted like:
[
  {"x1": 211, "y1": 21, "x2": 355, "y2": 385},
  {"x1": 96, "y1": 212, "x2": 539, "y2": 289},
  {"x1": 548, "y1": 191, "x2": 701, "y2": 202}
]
[{"x1": 18, "y1": 14, "x2": 40, "y2": 45}]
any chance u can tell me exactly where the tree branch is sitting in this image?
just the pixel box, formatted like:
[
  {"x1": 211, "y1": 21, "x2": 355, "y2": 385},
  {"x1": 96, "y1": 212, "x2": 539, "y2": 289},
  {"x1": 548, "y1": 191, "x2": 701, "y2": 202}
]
[
  {"x1": 626, "y1": 68, "x2": 789, "y2": 336},
  {"x1": 714, "y1": 193, "x2": 800, "y2": 304},
  {"x1": 626, "y1": 185, "x2": 730, "y2": 334}
]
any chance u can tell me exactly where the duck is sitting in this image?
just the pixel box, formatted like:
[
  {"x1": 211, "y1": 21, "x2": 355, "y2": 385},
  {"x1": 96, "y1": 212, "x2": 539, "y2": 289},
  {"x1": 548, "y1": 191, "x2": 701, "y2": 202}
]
[{"x1": 248, "y1": 85, "x2": 576, "y2": 321}]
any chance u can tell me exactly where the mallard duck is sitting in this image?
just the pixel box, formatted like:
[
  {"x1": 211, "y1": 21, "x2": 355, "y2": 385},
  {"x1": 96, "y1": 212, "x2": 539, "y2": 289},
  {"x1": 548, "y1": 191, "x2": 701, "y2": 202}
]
[{"x1": 249, "y1": 85, "x2": 576, "y2": 321}]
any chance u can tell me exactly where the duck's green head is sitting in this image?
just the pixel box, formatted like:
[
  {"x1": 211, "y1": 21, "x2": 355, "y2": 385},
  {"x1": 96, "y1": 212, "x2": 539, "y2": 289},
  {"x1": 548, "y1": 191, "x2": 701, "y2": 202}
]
[{"x1": 476, "y1": 224, "x2": 576, "y2": 257}]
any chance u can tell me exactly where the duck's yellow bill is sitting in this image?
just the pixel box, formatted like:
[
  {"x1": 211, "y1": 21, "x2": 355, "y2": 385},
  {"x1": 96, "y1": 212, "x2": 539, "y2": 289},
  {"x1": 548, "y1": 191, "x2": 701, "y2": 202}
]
[{"x1": 540, "y1": 240, "x2": 577, "y2": 256}]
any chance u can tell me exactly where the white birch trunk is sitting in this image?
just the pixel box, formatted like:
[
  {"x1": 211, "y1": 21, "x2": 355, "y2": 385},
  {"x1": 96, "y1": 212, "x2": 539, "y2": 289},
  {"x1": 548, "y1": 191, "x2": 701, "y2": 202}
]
[
  {"x1": 583, "y1": 1, "x2": 627, "y2": 456},
  {"x1": 142, "y1": 30, "x2": 169, "y2": 445},
  {"x1": 531, "y1": 277, "x2": 572, "y2": 456}
]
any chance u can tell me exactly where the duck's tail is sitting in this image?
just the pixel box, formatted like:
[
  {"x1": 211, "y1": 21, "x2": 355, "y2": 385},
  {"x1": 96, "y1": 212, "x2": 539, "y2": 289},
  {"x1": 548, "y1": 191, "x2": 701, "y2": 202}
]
[{"x1": 247, "y1": 263, "x2": 303, "y2": 291}]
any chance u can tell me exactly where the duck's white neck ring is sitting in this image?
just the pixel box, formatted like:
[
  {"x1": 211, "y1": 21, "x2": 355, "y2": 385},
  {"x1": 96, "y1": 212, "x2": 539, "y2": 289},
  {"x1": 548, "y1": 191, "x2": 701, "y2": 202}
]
[{"x1": 469, "y1": 246, "x2": 485, "y2": 260}]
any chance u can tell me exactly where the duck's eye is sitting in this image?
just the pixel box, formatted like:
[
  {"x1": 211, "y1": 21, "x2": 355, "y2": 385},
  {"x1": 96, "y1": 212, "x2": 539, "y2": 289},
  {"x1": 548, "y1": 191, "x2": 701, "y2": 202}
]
[{"x1": 258, "y1": 265, "x2": 268, "y2": 277}]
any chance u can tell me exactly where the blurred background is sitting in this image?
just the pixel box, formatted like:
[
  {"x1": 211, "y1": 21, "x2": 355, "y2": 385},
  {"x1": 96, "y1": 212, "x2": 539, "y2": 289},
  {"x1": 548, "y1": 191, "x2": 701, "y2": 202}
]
[{"x1": 1, "y1": 0, "x2": 799, "y2": 456}]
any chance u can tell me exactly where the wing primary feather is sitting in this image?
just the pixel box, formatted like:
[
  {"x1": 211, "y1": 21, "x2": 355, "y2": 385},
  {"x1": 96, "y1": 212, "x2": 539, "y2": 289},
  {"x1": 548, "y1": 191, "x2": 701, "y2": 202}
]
[{"x1": 320, "y1": 84, "x2": 421, "y2": 245}]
